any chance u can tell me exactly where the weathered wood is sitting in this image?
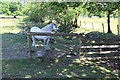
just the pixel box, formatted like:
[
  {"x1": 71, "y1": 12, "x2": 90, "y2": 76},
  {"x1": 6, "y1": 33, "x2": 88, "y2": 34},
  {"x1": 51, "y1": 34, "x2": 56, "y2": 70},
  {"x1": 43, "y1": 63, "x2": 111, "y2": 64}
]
[
  {"x1": 86, "y1": 51, "x2": 119, "y2": 54},
  {"x1": 27, "y1": 32, "x2": 83, "y2": 37},
  {"x1": 80, "y1": 21, "x2": 81, "y2": 26},
  {"x1": 84, "y1": 21, "x2": 86, "y2": 28},
  {"x1": 102, "y1": 23, "x2": 105, "y2": 33},
  {"x1": 81, "y1": 45, "x2": 119, "y2": 49},
  {"x1": 92, "y1": 23, "x2": 94, "y2": 30},
  {"x1": 27, "y1": 32, "x2": 84, "y2": 58},
  {"x1": 80, "y1": 56, "x2": 120, "y2": 61},
  {"x1": 27, "y1": 35, "x2": 32, "y2": 58},
  {"x1": 78, "y1": 36, "x2": 82, "y2": 59},
  {"x1": 117, "y1": 25, "x2": 120, "y2": 35},
  {"x1": 27, "y1": 32, "x2": 120, "y2": 60}
]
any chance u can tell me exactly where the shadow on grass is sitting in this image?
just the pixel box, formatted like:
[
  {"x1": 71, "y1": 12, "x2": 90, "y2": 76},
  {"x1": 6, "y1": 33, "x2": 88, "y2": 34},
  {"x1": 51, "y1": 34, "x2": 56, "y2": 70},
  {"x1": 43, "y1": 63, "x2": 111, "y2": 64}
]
[
  {"x1": 1, "y1": 32, "x2": 120, "y2": 78},
  {"x1": 2, "y1": 57, "x2": 118, "y2": 78},
  {"x1": 83, "y1": 31, "x2": 120, "y2": 45},
  {"x1": 2, "y1": 33, "x2": 27, "y2": 49}
]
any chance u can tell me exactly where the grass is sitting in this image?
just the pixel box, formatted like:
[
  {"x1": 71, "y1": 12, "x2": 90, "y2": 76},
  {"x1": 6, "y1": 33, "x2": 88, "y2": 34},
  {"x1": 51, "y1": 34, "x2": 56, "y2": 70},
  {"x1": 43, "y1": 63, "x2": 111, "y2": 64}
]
[
  {"x1": 0, "y1": 19, "x2": 22, "y2": 34},
  {"x1": 2, "y1": 58, "x2": 119, "y2": 78},
  {"x1": 2, "y1": 33, "x2": 27, "y2": 49},
  {"x1": 0, "y1": 17, "x2": 118, "y2": 34},
  {"x1": 1, "y1": 17, "x2": 119, "y2": 78},
  {"x1": 77, "y1": 18, "x2": 118, "y2": 34}
]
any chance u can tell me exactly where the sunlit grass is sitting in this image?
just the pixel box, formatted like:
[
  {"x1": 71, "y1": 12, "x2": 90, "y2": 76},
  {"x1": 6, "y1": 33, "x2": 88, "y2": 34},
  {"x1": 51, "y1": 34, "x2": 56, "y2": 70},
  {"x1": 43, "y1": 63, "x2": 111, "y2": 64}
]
[
  {"x1": 0, "y1": 26, "x2": 22, "y2": 34},
  {"x1": 0, "y1": 19, "x2": 21, "y2": 27},
  {"x1": 0, "y1": 19, "x2": 23, "y2": 34},
  {"x1": 0, "y1": 17, "x2": 118, "y2": 34},
  {"x1": 77, "y1": 18, "x2": 118, "y2": 34}
]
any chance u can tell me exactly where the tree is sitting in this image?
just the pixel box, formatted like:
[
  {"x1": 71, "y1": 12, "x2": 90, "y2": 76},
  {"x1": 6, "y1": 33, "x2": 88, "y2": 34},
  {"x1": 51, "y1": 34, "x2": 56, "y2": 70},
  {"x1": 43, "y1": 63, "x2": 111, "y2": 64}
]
[
  {"x1": 23, "y1": 2, "x2": 84, "y2": 32},
  {"x1": 84, "y1": 2, "x2": 120, "y2": 33},
  {"x1": 0, "y1": 2, "x2": 23, "y2": 15}
]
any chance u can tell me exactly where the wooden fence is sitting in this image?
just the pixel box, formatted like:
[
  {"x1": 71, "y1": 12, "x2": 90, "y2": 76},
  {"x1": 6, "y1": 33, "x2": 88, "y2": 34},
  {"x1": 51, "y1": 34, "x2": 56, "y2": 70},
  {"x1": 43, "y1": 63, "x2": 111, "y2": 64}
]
[
  {"x1": 27, "y1": 32, "x2": 83, "y2": 58},
  {"x1": 27, "y1": 32, "x2": 120, "y2": 60}
]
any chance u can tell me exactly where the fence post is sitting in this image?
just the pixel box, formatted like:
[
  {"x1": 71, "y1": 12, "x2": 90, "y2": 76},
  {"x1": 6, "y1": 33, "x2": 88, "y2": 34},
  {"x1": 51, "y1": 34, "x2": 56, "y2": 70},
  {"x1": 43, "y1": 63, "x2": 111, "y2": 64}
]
[
  {"x1": 102, "y1": 23, "x2": 105, "y2": 33},
  {"x1": 92, "y1": 23, "x2": 94, "y2": 30},
  {"x1": 80, "y1": 21, "x2": 81, "y2": 26},
  {"x1": 84, "y1": 21, "x2": 86, "y2": 28},
  {"x1": 78, "y1": 34, "x2": 83, "y2": 59},
  {"x1": 27, "y1": 35, "x2": 32, "y2": 58},
  {"x1": 117, "y1": 25, "x2": 120, "y2": 35}
]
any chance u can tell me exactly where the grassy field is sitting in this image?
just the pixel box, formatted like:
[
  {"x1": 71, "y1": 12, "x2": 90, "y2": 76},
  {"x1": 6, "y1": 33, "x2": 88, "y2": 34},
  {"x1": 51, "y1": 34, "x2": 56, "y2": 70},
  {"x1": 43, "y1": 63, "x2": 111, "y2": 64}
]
[
  {"x1": 0, "y1": 17, "x2": 119, "y2": 34},
  {"x1": 77, "y1": 18, "x2": 118, "y2": 34},
  {"x1": 0, "y1": 19, "x2": 22, "y2": 33},
  {"x1": 1, "y1": 17, "x2": 119, "y2": 78}
]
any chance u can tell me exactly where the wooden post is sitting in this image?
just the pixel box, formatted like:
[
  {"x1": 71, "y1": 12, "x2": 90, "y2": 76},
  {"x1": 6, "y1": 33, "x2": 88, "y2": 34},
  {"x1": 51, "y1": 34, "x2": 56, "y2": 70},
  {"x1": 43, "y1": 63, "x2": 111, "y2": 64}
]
[
  {"x1": 84, "y1": 21, "x2": 86, "y2": 28},
  {"x1": 92, "y1": 23, "x2": 94, "y2": 30},
  {"x1": 80, "y1": 21, "x2": 81, "y2": 26},
  {"x1": 78, "y1": 34, "x2": 83, "y2": 59},
  {"x1": 102, "y1": 23, "x2": 105, "y2": 33},
  {"x1": 27, "y1": 35, "x2": 32, "y2": 58},
  {"x1": 117, "y1": 25, "x2": 120, "y2": 35}
]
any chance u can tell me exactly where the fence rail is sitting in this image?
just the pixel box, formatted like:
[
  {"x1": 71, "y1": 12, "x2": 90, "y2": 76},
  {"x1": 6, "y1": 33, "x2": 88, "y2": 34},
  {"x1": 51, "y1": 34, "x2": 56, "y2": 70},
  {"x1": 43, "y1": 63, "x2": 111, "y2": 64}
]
[
  {"x1": 27, "y1": 32, "x2": 82, "y2": 58},
  {"x1": 81, "y1": 45, "x2": 119, "y2": 48},
  {"x1": 80, "y1": 56, "x2": 120, "y2": 61},
  {"x1": 27, "y1": 32, "x2": 120, "y2": 60},
  {"x1": 27, "y1": 32, "x2": 84, "y2": 37}
]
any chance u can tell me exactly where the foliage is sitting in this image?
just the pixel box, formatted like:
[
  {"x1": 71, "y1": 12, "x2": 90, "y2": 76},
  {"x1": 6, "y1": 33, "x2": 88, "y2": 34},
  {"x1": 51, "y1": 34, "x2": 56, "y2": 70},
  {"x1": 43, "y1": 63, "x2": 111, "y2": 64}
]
[
  {"x1": 84, "y1": 2, "x2": 119, "y2": 17},
  {"x1": 22, "y1": 2, "x2": 85, "y2": 33},
  {"x1": 22, "y1": 2, "x2": 119, "y2": 33},
  {"x1": 0, "y1": 2, "x2": 23, "y2": 15},
  {"x1": 1, "y1": 2, "x2": 119, "y2": 33},
  {"x1": 83, "y1": 2, "x2": 120, "y2": 33}
]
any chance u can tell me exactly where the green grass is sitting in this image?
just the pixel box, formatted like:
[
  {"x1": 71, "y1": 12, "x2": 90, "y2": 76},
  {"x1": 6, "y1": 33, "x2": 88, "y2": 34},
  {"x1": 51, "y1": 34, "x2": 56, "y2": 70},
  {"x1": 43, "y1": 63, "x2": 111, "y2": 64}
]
[
  {"x1": 77, "y1": 18, "x2": 118, "y2": 34},
  {"x1": 2, "y1": 33, "x2": 27, "y2": 49},
  {"x1": 1, "y1": 26, "x2": 22, "y2": 34},
  {"x1": 2, "y1": 58, "x2": 118, "y2": 78},
  {"x1": 1, "y1": 17, "x2": 119, "y2": 78}
]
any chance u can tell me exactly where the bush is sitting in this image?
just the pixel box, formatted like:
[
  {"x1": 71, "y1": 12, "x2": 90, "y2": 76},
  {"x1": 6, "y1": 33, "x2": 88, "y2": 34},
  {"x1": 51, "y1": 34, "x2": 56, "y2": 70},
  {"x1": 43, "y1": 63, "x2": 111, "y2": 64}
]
[{"x1": 12, "y1": 11, "x2": 23, "y2": 16}]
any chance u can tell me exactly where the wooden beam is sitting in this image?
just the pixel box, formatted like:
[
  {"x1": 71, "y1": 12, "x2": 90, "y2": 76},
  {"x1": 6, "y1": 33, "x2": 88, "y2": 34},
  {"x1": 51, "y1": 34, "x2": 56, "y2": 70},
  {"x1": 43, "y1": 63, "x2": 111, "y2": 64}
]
[
  {"x1": 27, "y1": 32, "x2": 84, "y2": 37},
  {"x1": 86, "y1": 51, "x2": 119, "y2": 54},
  {"x1": 81, "y1": 45, "x2": 120, "y2": 49},
  {"x1": 80, "y1": 56, "x2": 120, "y2": 61},
  {"x1": 27, "y1": 35, "x2": 32, "y2": 58}
]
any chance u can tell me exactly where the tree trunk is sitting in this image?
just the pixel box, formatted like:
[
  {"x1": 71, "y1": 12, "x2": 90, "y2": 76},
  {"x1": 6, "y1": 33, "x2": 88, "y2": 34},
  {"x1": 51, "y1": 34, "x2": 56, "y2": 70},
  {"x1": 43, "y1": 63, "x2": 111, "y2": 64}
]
[
  {"x1": 107, "y1": 10, "x2": 112, "y2": 33},
  {"x1": 73, "y1": 18, "x2": 78, "y2": 28}
]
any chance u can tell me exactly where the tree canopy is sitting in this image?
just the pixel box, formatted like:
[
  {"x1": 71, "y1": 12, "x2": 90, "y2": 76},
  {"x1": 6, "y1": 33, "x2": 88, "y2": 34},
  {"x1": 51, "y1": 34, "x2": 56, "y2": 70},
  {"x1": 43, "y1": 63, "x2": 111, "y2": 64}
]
[
  {"x1": 0, "y1": 2, "x2": 23, "y2": 15},
  {"x1": 84, "y1": 2, "x2": 119, "y2": 33},
  {"x1": 0, "y1": 2, "x2": 119, "y2": 33}
]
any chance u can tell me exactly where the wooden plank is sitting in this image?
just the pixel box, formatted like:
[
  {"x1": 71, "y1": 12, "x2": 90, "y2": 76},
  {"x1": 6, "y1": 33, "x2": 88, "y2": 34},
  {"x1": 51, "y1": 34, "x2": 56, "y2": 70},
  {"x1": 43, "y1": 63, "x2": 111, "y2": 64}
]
[
  {"x1": 117, "y1": 25, "x2": 120, "y2": 35},
  {"x1": 27, "y1": 32, "x2": 84, "y2": 37},
  {"x1": 27, "y1": 35, "x2": 32, "y2": 58},
  {"x1": 81, "y1": 45, "x2": 120, "y2": 49},
  {"x1": 86, "y1": 51, "x2": 119, "y2": 54},
  {"x1": 80, "y1": 56, "x2": 120, "y2": 61},
  {"x1": 102, "y1": 23, "x2": 105, "y2": 33}
]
